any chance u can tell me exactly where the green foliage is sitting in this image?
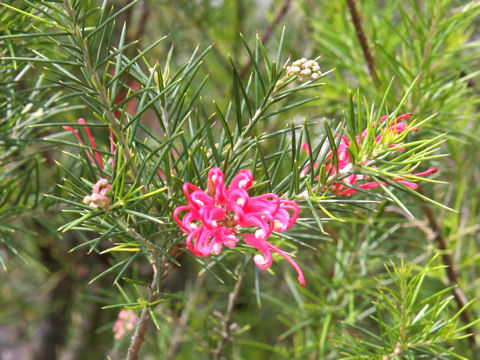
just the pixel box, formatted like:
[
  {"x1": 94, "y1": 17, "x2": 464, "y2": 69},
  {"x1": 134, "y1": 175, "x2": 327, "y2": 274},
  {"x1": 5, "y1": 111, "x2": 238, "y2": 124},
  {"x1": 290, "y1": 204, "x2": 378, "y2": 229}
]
[
  {"x1": 340, "y1": 260, "x2": 476, "y2": 359},
  {"x1": 304, "y1": 0, "x2": 480, "y2": 123},
  {"x1": 0, "y1": 0, "x2": 479, "y2": 359}
]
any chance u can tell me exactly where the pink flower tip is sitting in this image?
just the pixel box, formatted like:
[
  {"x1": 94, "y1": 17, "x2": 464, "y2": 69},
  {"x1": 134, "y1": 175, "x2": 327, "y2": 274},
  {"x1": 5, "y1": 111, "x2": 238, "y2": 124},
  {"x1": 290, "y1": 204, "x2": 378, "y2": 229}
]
[
  {"x1": 415, "y1": 167, "x2": 437, "y2": 176},
  {"x1": 84, "y1": 178, "x2": 111, "y2": 209},
  {"x1": 301, "y1": 142, "x2": 311, "y2": 155}
]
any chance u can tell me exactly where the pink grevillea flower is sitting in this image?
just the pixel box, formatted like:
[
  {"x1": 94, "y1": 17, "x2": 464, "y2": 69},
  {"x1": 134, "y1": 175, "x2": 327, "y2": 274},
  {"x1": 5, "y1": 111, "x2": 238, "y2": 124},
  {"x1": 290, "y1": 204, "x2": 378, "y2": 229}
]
[
  {"x1": 63, "y1": 118, "x2": 115, "y2": 208},
  {"x1": 301, "y1": 114, "x2": 437, "y2": 195},
  {"x1": 174, "y1": 168, "x2": 305, "y2": 286},
  {"x1": 112, "y1": 309, "x2": 137, "y2": 340}
]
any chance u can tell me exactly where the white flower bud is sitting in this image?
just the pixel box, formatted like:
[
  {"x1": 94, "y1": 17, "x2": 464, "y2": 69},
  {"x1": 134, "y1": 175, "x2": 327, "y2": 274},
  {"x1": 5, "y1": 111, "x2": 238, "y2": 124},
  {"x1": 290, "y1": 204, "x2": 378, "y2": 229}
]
[
  {"x1": 21, "y1": 103, "x2": 33, "y2": 115},
  {"x1": 300, "y1": 69, "x2": 312, "y2": 76},
  {"x1": 288, "y1": 58, "x2": 321, "y2": 82},
  {"x1": 305, "y1": 60, "x2": 315, "y2": 68},
  {"x1": 254, "y1": 254, "x2": 268, "y2": 266},
  {"x1": 255, "y1": 229, "x2": 265, "y2": 239},
  {"x1": 238, "y1": 179, "x2": 248, "y2": 189},
  {"x1": 286, "y1": 66, "x2": 301, "y2": 75}
]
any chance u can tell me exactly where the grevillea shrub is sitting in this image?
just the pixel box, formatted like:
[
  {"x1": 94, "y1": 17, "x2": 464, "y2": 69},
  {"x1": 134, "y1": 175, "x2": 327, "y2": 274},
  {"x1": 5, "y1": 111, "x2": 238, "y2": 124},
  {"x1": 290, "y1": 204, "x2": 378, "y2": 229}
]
[{"x1": 0, "y1": 1, "x2": 479, "y2": 359}]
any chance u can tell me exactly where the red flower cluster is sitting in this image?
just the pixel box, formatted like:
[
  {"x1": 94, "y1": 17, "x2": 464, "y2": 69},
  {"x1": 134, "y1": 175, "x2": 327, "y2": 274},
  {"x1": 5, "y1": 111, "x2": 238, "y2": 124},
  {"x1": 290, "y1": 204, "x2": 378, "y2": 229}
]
[
  {"x1": 174, "y1": 168, "x2": 305, "y2": 286},
  {"x1": 302, "y1": 113, "x2": 437, "y2": 195}
]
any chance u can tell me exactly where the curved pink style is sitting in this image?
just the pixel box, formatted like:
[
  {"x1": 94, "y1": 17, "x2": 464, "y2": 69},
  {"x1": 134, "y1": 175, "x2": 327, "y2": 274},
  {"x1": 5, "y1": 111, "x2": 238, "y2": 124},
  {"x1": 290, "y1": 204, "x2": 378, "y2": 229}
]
[
  {"x1": 173, "y1": 168, "x2": 305, "y2": 286},
  {"x1": 301, "y1": 113, "x2": 437, "y2": 196},
  {"x1": 64, "y1": 119, "x2": 115, "y2": 208},
  {"x1": 63, "y1": 118, "x2": 115, "y2": 170}
]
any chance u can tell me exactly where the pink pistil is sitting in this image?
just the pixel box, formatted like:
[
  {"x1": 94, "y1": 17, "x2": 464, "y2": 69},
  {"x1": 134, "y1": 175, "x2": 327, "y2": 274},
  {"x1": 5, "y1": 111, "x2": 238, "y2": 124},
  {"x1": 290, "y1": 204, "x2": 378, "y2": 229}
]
[
  {"x1": 63, "y1": 118, "x2": 115, "y2": 208},
  {"x1": 338, "y1": 167, "x2": 437, "y2": 196},
  {"x1": 62, "y1": 123, "x2": 98, "y2": 167},
  {"x1": 300, "y1": 143, "x2": 319, "y2": 178},
  {"x1": 63, "y1": 118, "x2": 115, "y2": 170},
  {"x1": 78, "y1": 118, "x2": 104, "y2": 169}
]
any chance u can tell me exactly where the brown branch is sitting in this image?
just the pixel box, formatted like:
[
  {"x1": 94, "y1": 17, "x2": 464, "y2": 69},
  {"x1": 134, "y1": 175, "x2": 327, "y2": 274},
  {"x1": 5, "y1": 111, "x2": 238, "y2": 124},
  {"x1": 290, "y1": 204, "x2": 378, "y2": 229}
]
[
  {"x1": 119, "y1": 0, "x2": 135, "y2": 39},
  {"x1": 345, "y1": 0, "x2": 380, "y2": 86},
  {"x1": 133, "y1": 1, "x2": 151, "y2": 44},
  {"x1": 125, "y1": 262, "x2": 161, "y2": 360},
  {"x1": 239, "y1": 0, "x2": 292, "y2": 78},
  {"x1": 119, "y1": 0, "x2": 151, "y2": 46},
  {"x1": 420, "y1": 192, "x2": 476, "y2": 346},
  {"x1": 212, "y1": 274, "x2": 244, "y2": 360},
  {"x1": 259, "y1": 0, "x2": 292, "y2": 47}
]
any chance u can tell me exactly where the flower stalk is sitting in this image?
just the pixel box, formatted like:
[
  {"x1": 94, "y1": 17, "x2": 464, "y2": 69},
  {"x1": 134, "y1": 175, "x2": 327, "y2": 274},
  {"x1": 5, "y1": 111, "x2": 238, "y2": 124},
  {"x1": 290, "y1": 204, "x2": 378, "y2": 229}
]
[
  {"x1": 125, "y1": 263, "x2": 160, "y2": 360},
  {"x1": 212, "y1": 273, "x2": 244, "y2": 360}
]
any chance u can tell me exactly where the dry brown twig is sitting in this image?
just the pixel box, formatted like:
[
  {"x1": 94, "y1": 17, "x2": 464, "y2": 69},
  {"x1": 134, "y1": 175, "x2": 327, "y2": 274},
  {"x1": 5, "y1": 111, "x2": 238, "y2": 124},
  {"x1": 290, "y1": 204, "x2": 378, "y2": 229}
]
[
  {"x1": 125, "y1": 263, "x2": 160, "y2": 360},
  {"x1": 212, "y1": 273, "x2": 244, "y2": 360},
  {"x1": 421, "y1": 202, "x2": 477, "y2": 346},
  {"x1": 345, "y1": 0, "x2": 380, "y2": 86},
  {"x1": 239, "y1": 0, "x2": 293, "y2": 78},
  {"x1": 125, "y1": 256, "x2": 172, "y2": 360}
]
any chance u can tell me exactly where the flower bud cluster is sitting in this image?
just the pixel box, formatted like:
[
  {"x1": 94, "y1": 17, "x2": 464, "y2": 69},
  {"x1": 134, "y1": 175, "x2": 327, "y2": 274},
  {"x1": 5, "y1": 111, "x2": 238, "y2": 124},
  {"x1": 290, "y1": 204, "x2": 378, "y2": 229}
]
[
  {"x1": 286, "y1": 58, "x2": 321, "y2": 82},
  {"x1": 83, "y1": 178, "x2": 111, "y2": 209}
]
